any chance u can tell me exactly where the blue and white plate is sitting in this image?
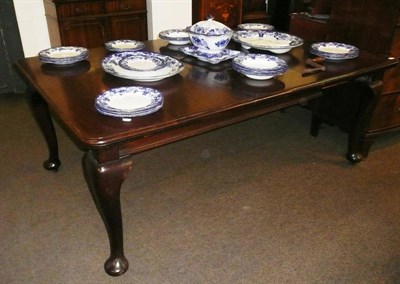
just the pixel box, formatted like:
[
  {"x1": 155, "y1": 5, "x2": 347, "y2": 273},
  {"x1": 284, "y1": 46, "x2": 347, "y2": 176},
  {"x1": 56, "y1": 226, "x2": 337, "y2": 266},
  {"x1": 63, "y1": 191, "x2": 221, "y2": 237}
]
[
  {"x1": 105, "y1": 40, "x2": 145, "y2": 52},
  {"x1": 159, "y1": 29, "x2": 190, "y2": 45},
  {"x1": 310, "y1": 42, "x2": 359, "y2": 60},
  {"x1": 237, "y1": 23, "x2": 274, "y2": 31},
  {"x1": 179, "y1": 46, "x2": 241, "y2": 64},
  {"x1": 232, "y1": 53, "x2": 288, "y2": 80},
  {"x1": 233, "y1": 31, "x2": 303, "y2": 54},
  {"x1": 95, "y1": 86, "x2": 163, "y2": 118},
  {"x1": 39, "y1": 46, "x2": 88, "y2": 65},
  {"x1": 119, "y1": 53, "x2": 166, "y2": 71},
  {"x1": 102, "y1": 51, "x2": 184, "y2": 81}
]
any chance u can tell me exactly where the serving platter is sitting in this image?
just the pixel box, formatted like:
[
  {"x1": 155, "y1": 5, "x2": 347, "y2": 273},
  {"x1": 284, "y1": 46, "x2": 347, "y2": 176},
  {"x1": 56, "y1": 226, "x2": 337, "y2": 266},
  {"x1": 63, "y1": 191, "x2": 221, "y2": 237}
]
[
  {"x1": 102, "y1": 51, "x2": 184, "y2": 82},
  {"x1": 232, "y1": 31, "x2": 303, "y2": 54},
  {"x1": 179, "y1": 46, "x2": 241, "y2": 64}
]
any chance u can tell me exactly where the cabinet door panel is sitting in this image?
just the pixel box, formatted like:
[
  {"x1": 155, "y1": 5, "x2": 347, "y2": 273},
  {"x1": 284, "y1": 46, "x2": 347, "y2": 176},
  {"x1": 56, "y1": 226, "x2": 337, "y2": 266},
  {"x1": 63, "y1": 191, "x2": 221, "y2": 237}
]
[
  {"x1": 109, "y1": 14, "x2": 148, "y2": 40},
  {"x1": 59, "y1": 19, "x2": 108, "y2": 48},
  {"x1": 370, "y1": 92, "x2": 400, "y2": 131},
  {"x1": 56, "y1": 1, "x2": 104, "y2": 17},
  {"x1": 106, "y1": 0, "x2": 146, "y2": 13}
]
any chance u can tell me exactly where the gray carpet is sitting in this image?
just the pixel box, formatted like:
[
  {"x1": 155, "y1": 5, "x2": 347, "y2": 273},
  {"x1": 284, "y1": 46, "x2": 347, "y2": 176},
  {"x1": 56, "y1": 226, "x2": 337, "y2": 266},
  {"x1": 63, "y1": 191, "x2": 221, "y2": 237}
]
[{"x1": 1, "y1": 92, "x2": 399, "y2": 284}]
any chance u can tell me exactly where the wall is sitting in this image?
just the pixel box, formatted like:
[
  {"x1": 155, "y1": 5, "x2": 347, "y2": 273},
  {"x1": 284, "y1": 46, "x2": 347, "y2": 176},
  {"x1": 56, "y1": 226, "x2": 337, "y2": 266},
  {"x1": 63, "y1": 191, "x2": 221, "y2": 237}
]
[
  {"x1": 13, "y1": 0, "x2": 51, "y2": 57},
  {"x1": 147, "y1": 0, "x2": 192, "y2": 40},
  {"x1": 13, "y1": 0, "x2": 192, "y2": 57}
]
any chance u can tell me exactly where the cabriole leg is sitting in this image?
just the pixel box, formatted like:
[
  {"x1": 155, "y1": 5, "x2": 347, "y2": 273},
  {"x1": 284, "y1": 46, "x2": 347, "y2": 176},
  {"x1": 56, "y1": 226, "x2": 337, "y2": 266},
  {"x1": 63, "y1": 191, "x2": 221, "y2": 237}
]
[
  {"x1": 82, "y1": 151, "x2": 132, "y2": 276},
  {"x1": 28, "y1": 89, "x2": 60, "y2": 171}
]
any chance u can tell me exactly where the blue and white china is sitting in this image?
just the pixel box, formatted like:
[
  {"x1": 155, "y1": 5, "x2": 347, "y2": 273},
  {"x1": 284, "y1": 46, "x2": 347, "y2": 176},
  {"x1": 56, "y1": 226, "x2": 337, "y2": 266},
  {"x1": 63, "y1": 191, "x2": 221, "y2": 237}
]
[
  {"x1": 188, "y1": 18, "x2": 233, "y2": 51},
  {"x1": 237, "y1": 23, "x2": 274, "y2": 31},
  {"x1": 310, "y1": 42, "x2": 359, "y2": 60},
  {"x1": 159, "y1": 29, "x2": 190, "y2": 45},
  {"x1": 119, "y1": 53, "x2": 166, "y2": 71},
  {"x1": 232, "y1": 53, "x2": 288, "y2": 80},
  {"x1": 102, "y1": 51, "x2": 184, "y2": 82},
  {"x1": 179, "y1": 46, "x2": 241, "y2": 64},
  {"x1": 39, "y1": 46, "x2": 88, "y2": 65},
  {"x1": 232, "y1": 31, "x2": 303, "y2": 54},
  {"x1": 95, "y1": 86, "x2": 163, "y2": 118},
  {"x1": 105, "y1": 40, "x2": 145, "y2": 52}
]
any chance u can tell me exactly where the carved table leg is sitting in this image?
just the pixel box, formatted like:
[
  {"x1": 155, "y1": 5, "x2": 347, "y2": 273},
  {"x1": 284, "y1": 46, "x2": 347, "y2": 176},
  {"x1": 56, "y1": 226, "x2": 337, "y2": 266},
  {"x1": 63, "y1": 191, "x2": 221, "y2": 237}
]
[
  {"x1": 346, "y1": 79, "x2": 382, "y2": 163},
  {"x1": 82, "y1": 151, "x2": 133, "y2": 276},
  {"x1": 28, "y1": 89, "x2": 61, "y2": 171}
]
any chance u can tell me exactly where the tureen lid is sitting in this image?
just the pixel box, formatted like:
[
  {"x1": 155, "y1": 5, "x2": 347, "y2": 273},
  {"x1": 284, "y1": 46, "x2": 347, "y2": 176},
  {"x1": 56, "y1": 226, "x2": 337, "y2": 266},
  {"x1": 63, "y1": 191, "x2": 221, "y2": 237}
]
[{"x1": 189, "y1": 16, "x2": 232, "y2": 36}]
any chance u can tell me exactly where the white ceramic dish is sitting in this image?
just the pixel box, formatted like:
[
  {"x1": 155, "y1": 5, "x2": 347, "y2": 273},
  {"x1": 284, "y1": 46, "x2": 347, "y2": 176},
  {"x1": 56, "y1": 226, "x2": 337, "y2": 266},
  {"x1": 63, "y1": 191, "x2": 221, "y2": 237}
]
[
  {"x1": 232, "y1": 53, "x2": 288, "y2": 80},
  {"x1": 105, "y1": 40, "x2": 145, "y2": 52},
  {"x1": 237, "y1": 23, "x2": 274, "y2": 31},
  {"x1": 95, "y1": 86, "x2": 163, "y2": 118},
  {"x1": 102, "y1": 51, "x2": 184, "y2": 82},
  {"x1": 180, "y1": 46, "x2": 241, "y2": 64},
  {"x1": 118, "y1": 53, "x2": 166, "y2": 71},
  {"x1": 233, "y1": 31, "x2": 303, "y2": 54},
  {"x1": 310, "y1": 42, "x2": 359, "y2": 60},
  {"x1": 39, "y1": 46, "x2": 88, "y2": 65},
  {"x1": 159, "y1": 29, "x2": 190, "y2": 45},
  {"x1": 188, "y1": 18, "x2": 233, "y2": 51}
]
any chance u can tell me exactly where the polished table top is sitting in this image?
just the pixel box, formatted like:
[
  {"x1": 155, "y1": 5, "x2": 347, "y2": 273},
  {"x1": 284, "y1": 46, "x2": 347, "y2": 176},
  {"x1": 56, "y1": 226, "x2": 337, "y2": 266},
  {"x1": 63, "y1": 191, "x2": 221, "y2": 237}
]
[{"x1": 16, "y1": 40, "x2": 398, "y2": 155}]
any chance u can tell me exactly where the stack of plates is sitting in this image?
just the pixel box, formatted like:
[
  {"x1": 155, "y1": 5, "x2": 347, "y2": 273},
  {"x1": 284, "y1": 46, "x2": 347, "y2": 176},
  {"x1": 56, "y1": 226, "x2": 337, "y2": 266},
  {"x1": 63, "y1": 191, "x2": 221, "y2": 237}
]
[
  {"x1": 102, "y1": 51, "x2": 184, "y2": 82},
  {"x1": 233, "y1": 31, "x2": 303, "y2": 54},
  {"x1": 95, "y1": 86, "x2": 163, "y2": 118},
  {"x1": 232, "y1": 53, "x2": 288, "y2": 80},
  {"x1": 39, "y1": 46, "x2": 88, "y2": 65},
  {"x1": 310, "y1": 42, "x2": 359, "y2": 60},
  {"x1": 105, "y1": 40, "x2": 145, "y2": 52}
]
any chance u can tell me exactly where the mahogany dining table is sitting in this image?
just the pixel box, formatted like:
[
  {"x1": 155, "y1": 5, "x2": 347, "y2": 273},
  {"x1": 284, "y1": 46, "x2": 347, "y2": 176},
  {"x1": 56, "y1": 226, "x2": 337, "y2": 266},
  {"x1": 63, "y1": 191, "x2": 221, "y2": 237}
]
[{"x1": 15, "y1": 39, "x2": 398, "y2": 276}]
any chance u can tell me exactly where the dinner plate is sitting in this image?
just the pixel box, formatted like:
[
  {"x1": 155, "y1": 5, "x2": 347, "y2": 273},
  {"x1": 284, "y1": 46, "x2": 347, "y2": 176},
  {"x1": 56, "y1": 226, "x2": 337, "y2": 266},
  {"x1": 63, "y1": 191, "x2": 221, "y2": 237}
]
[
  {"x1": 159, "y1": 29, "x2": 190, "y2": 45},
  {"x1": 237, "y1": 23, "x2": 274, "y2": 31},
  {"x1": 39, "y1": 46, "x2": 88, "y2": 65},
  {"x1": 310, "y1": 42, "x2": 359, "y2": 60},
  {"x1": 102, "y1": 51, "x2": 184, "y2": 81},
  {"x1": 179, "y1": 46, "x2": 241, "y2": 64},
  {"x1": 95, "y1": 86, "x2": 163, "y2": 118},
  {"x1": 232, "y1": 31, "x2": 303, "y2": 54},
  {"x1": 105, "y1": 40, "x2": 145, "y2": 52},
  {"x1": 118, "y1": 53, "x2": 166, "y2": 71}
]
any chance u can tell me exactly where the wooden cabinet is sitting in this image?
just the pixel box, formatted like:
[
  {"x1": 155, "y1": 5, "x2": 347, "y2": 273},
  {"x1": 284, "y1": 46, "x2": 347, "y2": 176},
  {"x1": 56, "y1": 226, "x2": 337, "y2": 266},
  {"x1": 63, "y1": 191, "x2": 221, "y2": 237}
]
[
  {"x1": 242, "y1": 0, "x2": 270, "y2": 23},
  {"x1": 192, "y1": 0, "x2": 270, "y2": 29},
  {"x1": 192, "y1": 0, "x2": 243, "y2": 29},
  {"x1": 44, "y1": 0, "x2": 148, "y2": 48}
]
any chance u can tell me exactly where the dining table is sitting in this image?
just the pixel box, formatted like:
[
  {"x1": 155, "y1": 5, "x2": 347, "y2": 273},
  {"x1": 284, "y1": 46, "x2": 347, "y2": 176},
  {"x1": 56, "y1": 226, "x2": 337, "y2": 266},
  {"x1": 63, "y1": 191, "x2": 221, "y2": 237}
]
[{"x1": 14, "y1": 39, "x2": 398, "y2": 276}]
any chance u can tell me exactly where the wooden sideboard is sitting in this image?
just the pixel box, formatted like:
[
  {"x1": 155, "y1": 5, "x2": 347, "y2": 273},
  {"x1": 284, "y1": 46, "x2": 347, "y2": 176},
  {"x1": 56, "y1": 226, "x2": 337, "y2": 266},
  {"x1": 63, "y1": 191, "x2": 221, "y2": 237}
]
[
  {"x1": 44, "y1": 0, "x2": 148, "y2": 48},
  {"x1": 290, "y1": 0, "x2": 400, "y2": 140},
  {"x1": 192, "y1": 0, "x2": 270, "y2": 29}
]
